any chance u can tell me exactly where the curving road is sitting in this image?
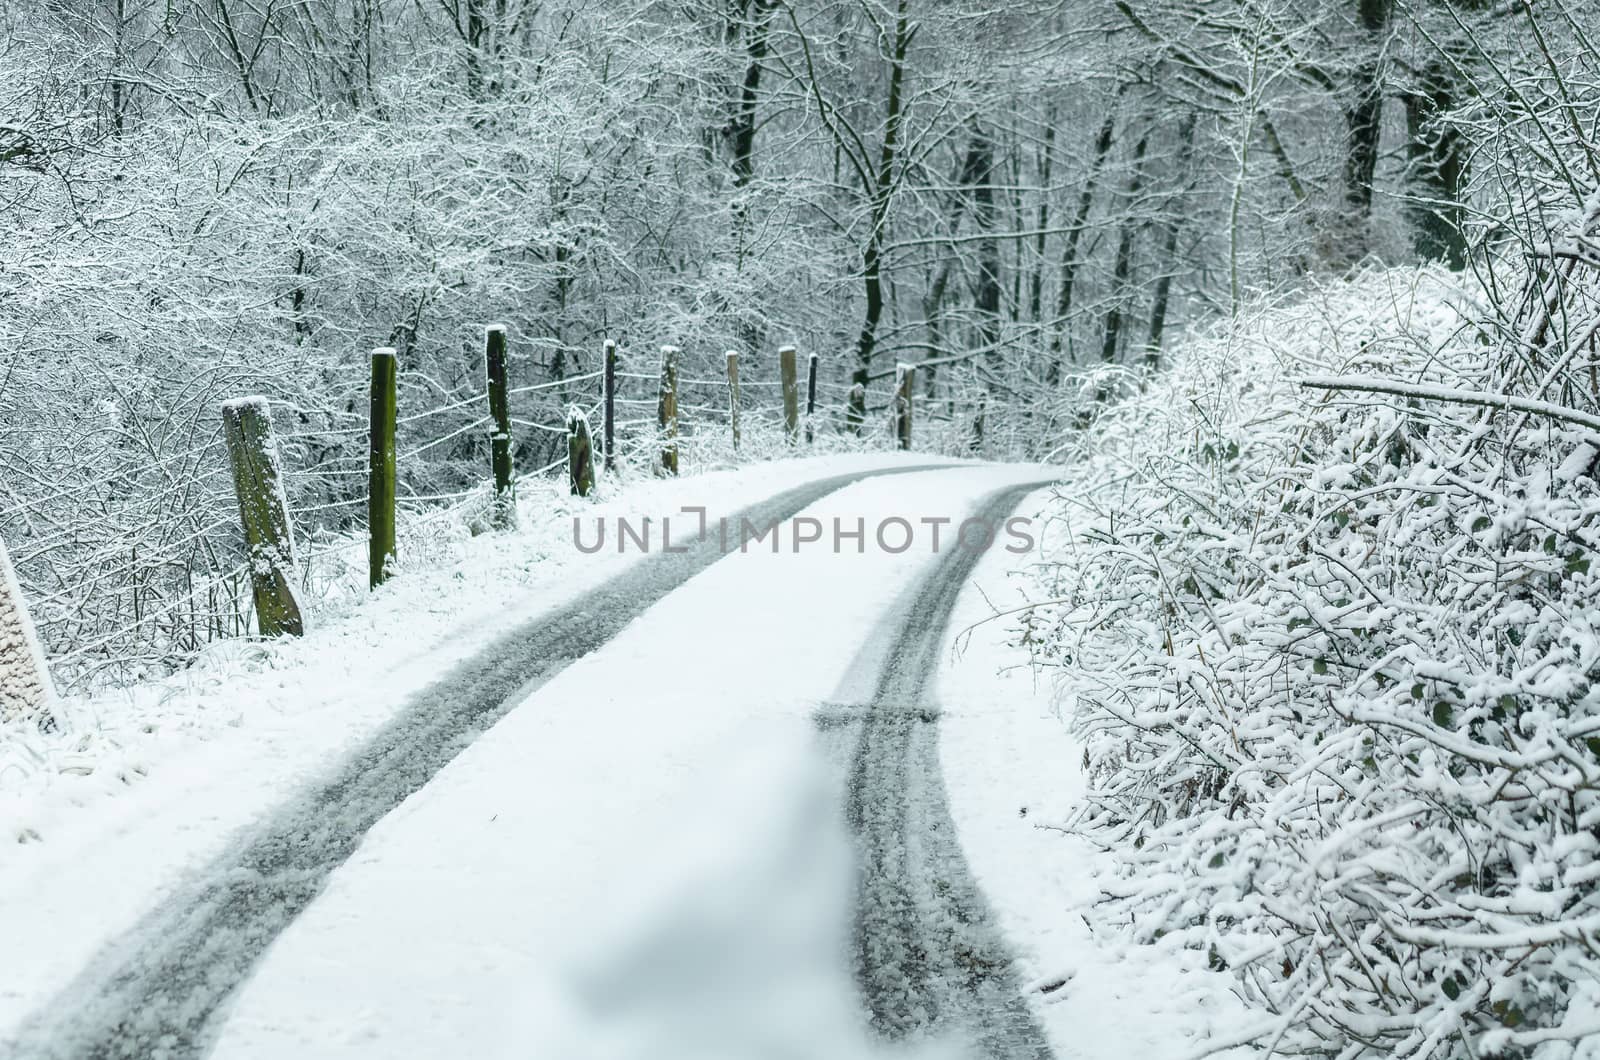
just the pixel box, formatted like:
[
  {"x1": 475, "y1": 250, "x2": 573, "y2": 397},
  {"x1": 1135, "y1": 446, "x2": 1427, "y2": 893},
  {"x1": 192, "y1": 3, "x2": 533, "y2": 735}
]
[{"x1": 9, "y1": 467, "x2": 1057, "y2": 1060}]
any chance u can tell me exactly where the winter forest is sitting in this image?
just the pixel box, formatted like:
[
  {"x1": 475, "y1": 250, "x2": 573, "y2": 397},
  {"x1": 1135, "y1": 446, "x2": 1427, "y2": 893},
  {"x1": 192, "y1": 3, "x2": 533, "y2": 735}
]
[
  {"x1": 5, "y1": 0, "x2": 1600, "y2": 1057},
  {"x1": 0, "y1": 0, "x2": 1515, "y2": 679}
]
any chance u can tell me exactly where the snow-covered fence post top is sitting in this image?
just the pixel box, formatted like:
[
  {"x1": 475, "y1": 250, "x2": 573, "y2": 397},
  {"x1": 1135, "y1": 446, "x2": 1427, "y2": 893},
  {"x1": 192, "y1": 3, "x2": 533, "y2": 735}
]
[
  {"x1": 567, "y1": 406, "x2": 596, "y2": 498},
  {"x1": 484, "y1": 325, "x2": 516, "y2": 529},
  {"x1": 893, "y1": 363, "x2": 915, "y2": 451},
  {"x1": 221, "y1": 397, "x2": 304, "y2": 638},
  {"x1": 779, "y1": 344, "x2": 799, "y2": 444},
  {"x1": 725, "y1": 350, "x2": 742, "y2": 451},
  {"x1": 0, "y1": 534, "x2": 55, "y2": 719},
  {"x1": 805, "y1": 352, "x2": 819, "y2": 444},
  {"x1": 657, "y1": 345, "x2": 679, "y2": 477},
  {"x1": 369, "y1": 347, "x2": 398, "y2": 589},
  {"x1": 602, "y1": 339, "x2": 618, "y2": 473}
]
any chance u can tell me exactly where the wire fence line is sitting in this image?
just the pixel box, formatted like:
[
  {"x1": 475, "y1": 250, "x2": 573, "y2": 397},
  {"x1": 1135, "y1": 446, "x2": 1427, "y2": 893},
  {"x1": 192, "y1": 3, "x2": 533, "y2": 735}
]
[
  {"x1": 2, "y1": 342, "x2": 620, "y2": 690},
  {"x1": 2, "y1": 337, "x2": 954, "y2": 693}
]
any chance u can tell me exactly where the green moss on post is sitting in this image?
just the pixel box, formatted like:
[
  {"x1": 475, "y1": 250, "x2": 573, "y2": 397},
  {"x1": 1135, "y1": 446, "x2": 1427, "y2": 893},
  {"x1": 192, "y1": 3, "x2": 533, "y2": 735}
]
[
  {"x1": 222, "y1": 397, "x2": 304, "y2": 637},
  {"x1": 658, "y1": 344, "x2": 680, "y2": 476},
  {"x1": 368, "y1": 347, "x2": 398, "y2": 589},
  {"x1": 485, "y1": 325, "x2": 515, "y2": 528},
  {"x1": 779, "y1": 344, "x2": 799, "y2": 443}
]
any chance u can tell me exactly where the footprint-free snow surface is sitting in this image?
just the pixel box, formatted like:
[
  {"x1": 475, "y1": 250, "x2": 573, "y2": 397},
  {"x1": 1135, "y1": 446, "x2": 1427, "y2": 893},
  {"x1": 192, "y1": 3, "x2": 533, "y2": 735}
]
[{"x1": 9, "y1": 465, "x2": 1060, "y2": 1060}]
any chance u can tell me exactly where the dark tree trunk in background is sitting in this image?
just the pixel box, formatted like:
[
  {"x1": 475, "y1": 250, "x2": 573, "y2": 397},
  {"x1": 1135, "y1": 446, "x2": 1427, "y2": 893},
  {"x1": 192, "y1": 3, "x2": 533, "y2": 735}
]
[
  {"x1": 463, "y1": 0, "x2": 487, "y2": 99},
  {"x1": 1048, "y1": 108, "x2": 1117, "y2": 378},
  {"x1": 1404, "y1": 57, "x2": 1470, "y2": 269},
  {"x1": 1145, "y1": 113, "x2": 1197, "y2": 368},
  {"x1": 723, "y1": 0, "x2": 775, "y2": 356},
  {"x1": 1028, "y1": 114, "x2": 1056, "y2": 325},
  {"x1": 1100, "y1": 132, "x2": 1150, "y2": 365},
  {"x1": 851, "y1": 0, "x2": 912, "y2": 425},
  {"x1": 964, "y1": 123, "x2": 1002, "y2": 357},
  {"x1": 921, "y1": 150, "x2": 974, "y2": 404},
  {"x1": 727, "y1": 0, "x2": 775, "y2": 194},
  {"x1": 1336, "y1": 0, "x2": 1393, "y2": 263}
]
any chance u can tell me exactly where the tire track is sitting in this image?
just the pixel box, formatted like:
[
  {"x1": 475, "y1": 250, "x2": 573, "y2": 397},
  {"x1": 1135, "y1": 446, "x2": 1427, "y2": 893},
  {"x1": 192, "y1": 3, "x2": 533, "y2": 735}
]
[
  {"x1": 820, "y1": 482, "x2": 1054, "y2": 1058},
  {"x1": 8, "y1": 463, "x2": 949, "y2": 1060}
]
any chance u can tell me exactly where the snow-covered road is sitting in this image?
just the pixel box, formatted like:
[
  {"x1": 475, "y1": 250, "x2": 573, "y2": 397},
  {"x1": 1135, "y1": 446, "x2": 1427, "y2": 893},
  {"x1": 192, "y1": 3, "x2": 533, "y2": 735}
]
[
  {"x1": 5, "y1": 463, "x2": 1242, "y2": 1060},
  {"x1": 824, "y1": 481, "x2": 1052, "y2": 1058}
]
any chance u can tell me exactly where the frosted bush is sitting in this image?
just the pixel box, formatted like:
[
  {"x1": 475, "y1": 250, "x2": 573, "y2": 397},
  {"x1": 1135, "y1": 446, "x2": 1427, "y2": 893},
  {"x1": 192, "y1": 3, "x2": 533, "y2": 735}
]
[{"x1": 1033, "y1": 267, "x2": 1600, "y2": 1058}]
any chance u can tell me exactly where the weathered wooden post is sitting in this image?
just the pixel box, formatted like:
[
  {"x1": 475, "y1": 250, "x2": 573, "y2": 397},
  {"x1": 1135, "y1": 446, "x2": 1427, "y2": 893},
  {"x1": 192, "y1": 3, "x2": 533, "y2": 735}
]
[
  {"x1": 893, "y1": 363, "x2": 915, "y2": 451},
  {"x1": 805, "y1": 352, "x2": 819, "y2": 444},
  {"x1": 658, "y1": 344, "x2": 680, "y2": 476},
  {"x1": 603, "y1": 339, "x2": 617, "y2": 473},
  {"x1": 779, "y1": 344, "x2": 799, "y2": 443},
  {"x1": 846, "y1": 381, "x2": 866, "y2": 434},
  {"x1": 0, "y1": 535, "x2": 54, "y2": 719},
  {"x1": 567, "y1": 406, "x2": 596, "y2": 497},
  {"x1": 726, "y1": 350, "x2": 742, "y2": 451},
  {"x1": 222, "y1": 397, "x2": 304, "y2": 637},
  {"x1": 368, "y1": 347, "x2": 397, "y2": 589},
  {"x1": 485, "y1": 325, "x2": 515, "y2": 528}
]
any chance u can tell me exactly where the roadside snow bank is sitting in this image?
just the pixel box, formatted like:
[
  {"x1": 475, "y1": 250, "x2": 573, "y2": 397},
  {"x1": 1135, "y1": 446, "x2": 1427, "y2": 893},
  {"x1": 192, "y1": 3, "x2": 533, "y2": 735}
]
[{"x1": 1029, "y1": 269, "x2": 1600, "y2": 1058}]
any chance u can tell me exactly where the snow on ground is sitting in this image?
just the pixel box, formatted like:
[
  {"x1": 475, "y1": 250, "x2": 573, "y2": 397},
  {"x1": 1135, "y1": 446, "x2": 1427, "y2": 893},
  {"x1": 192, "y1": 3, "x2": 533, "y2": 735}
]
[
  {"x1": 0, "y1": 452, "x2": 937, "y2": 1043},
  {"x1": 203, "y1": 465, "x2": 1046, "y2": 1060},
  {"x1": 936, "y1": 486, "x2": 1253, "y2": 1060},
  {"x1": 3, "y1": 459, "x2": 1259, "y2": 1058}
]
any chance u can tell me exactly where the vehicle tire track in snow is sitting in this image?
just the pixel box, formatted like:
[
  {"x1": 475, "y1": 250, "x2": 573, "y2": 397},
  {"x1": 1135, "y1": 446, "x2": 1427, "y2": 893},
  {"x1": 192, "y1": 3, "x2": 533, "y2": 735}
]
[
  {"x1": 9, "y1": 464, "x2": 950, "y2": 1060},
  {"x1": 821, "y1": 482, "x2": 1054, "y2": 1059}
]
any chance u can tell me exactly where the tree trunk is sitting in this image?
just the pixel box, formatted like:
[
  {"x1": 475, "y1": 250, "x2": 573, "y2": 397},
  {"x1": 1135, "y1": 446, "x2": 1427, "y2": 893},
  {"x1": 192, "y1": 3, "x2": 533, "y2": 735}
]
[
  {"x1": 1335, "y1": 0, "x2": 1393, "y2": 263},
  {"x1": 1028, "y1": 114, "x2": 1056, "y2": 325},
  {"x1": 1048, "y1": 108, "x2": 1118, "y2": 377},
  {"x1": 727, "y1": 0, "x2": 775, "y2": 192},
  {"x1": 1403, "y1": 57, "x2": 1470, "y2": 269},
  {"x1": 965, "y1": 123, "x2": 1002, "y2": 356},
  {"x1": 1100, "y1": 132, "x2": 1150, "y2": 365},
  {"x1": 851, "y1": 0, "x2": 912, "y2": 426},
  {"x1": 1145, "y1": 113, "x2": 1198, "y2": 368}
]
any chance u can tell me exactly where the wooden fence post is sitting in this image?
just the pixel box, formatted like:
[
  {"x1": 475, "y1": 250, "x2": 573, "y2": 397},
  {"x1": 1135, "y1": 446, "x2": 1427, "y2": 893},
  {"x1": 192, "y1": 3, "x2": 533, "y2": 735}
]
[
  {"x1": 805, "y1": 352, "x2": 818, "y2": 444},
  {"x1": 726, "y1": 350, "x2": 741, "y2": 451},
  {"x1": 603, "y1": 339, "x2": 617, "y2": 472},
  {"x1": 847, "y1": 381, "x2": 866, "y2": 434},
  {"x1": 222, "y1": 397, "x2": 304, "y2": 637},
  {"x1": 893, "y1": 363, "x2": 915, "y2": 451},
  {"x1": 568, "y1": 407, "x2": 596, "y2": 497},
  {"x1": 485, "y1": 325, "x2": 515, "y2": 528},
  {"x1": 369, "y1": 348, "x2": 398, "y2": 589},
  {"x1": 779, "y1": 344, "x2": 799, "y2": 443},
  {"x1": 658, "y1": 344, "x2": 679, "y2": 476},
  {"x1": 0, "y1": 535, "x2": 54, "y2": 718}
]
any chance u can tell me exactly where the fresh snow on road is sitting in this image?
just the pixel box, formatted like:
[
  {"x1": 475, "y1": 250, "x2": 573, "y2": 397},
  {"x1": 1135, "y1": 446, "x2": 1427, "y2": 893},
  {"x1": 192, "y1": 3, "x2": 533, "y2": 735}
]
[
  {"x1": 203, "y1": 465, "x2": 1047, "y2": 1059},
  {"x1": 0, "y1": 454, "x2": 936, "y2": 1047},
  {"x1": 4, "y1": 460, "x2": 1250, "y2": 1059}
]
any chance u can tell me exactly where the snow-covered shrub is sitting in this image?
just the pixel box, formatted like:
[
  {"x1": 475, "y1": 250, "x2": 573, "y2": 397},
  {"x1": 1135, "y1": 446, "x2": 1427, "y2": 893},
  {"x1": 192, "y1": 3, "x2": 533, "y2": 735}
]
[{"x1": 1033, "y1": 265, "x2": 1600, "y2": 1058}]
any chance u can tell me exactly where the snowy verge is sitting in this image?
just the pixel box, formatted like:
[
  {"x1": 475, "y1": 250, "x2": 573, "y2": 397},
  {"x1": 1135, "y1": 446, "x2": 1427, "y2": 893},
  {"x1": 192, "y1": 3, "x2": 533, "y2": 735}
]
[
  {"x1": 0, "y1": 452, "x2": 942, "y2": 1040},
  {"x1": 937, "y1": 487, "x2": 1252, "y2": 1060}
]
